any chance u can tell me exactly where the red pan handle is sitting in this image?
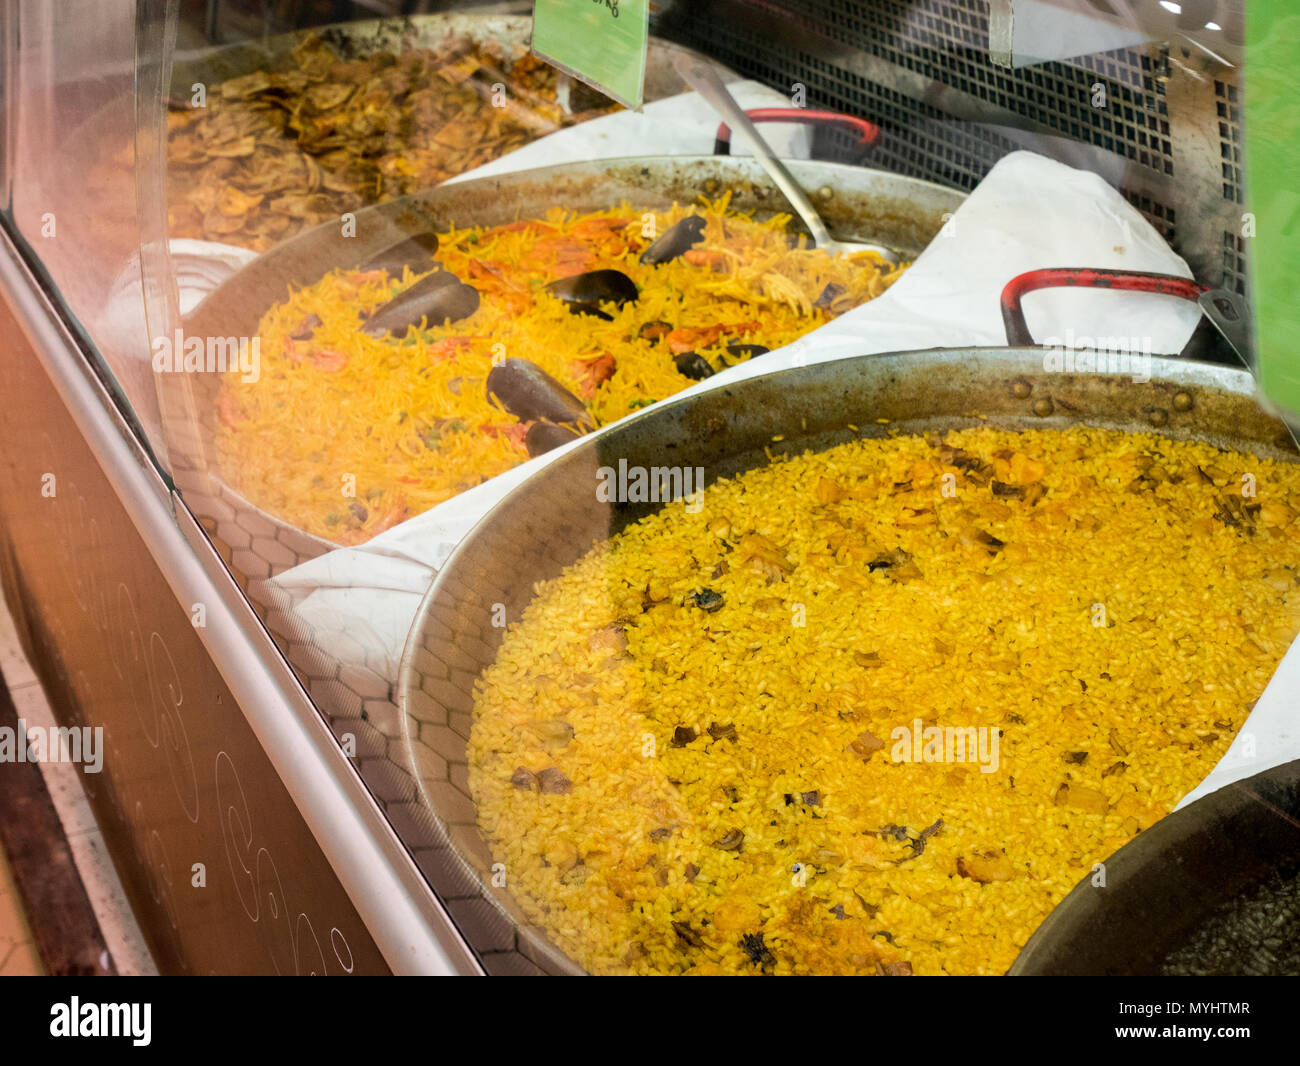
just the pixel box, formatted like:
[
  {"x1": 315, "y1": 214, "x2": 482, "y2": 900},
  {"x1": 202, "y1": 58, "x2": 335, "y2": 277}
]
[
  {"x1": 1002, "y1": 267, "x2": 1208, "y2": 347},
  {"x1": 713, "y1": 108, "x2": 880, "y2": 156}
]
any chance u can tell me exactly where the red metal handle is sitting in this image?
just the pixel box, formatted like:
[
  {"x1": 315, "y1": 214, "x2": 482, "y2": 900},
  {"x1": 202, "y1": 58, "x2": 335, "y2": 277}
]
[
  {"x1": 1001, "y1": 267, "x2": 1208, "y2": 347},
  {"x1": 713, "y1": 108, "x2": 880, "y2": 156}
]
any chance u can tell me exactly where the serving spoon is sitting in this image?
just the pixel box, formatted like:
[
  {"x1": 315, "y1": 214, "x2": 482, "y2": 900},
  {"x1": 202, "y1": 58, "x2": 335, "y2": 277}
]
[{"x1": 673, "y1": 53, "x2": 899, "y2": 262}]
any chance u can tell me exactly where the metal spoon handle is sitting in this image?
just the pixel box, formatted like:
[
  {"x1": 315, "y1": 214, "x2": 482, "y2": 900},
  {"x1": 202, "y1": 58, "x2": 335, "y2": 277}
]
[{"x1": 674, "y1": 54, "x2": 834, "y2": 249}]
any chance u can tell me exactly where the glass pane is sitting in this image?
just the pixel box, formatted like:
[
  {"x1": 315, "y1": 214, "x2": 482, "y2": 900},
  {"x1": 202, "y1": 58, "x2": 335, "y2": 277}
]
[
  {"x1": 117, "y1": 0, "x2": 1295, "y2": 978},
  {"x1": 5, "y1": 0, "x2": 166, "y2": 462}
]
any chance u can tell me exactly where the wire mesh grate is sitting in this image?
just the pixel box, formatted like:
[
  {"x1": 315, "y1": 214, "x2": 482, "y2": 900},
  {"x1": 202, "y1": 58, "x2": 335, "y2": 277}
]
[
  {"x1": 1215, "y1": 79, "x2": 1245, "y2": 205},
  {"x1": 1221, "y1": 229, "x2": 1248, "y2": 296},
  {"x1": 656, "y1": 0, "x2": 1174, "y2": 184}
]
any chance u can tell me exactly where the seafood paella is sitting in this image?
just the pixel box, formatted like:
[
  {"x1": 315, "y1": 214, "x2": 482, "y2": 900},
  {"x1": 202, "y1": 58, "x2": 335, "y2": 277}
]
[
  {"x1": 216, "y1": 198, "x2": 905, "y2": 544},
  {"x1": 469, "y1": 424, "x2": 1300, "y2": 975},
  {"x1": 102, "y1": 31, "x2": 619, "y2": 249}
]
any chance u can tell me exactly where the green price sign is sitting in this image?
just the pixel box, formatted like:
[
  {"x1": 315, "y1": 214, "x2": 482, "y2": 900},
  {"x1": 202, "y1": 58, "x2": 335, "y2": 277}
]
[
  {"x1": 1246, "y1": 4, "x2": 1300, "y2": 417},
  {"x1": 532, "y1": 0, "x2": 650, "y2": 109}
]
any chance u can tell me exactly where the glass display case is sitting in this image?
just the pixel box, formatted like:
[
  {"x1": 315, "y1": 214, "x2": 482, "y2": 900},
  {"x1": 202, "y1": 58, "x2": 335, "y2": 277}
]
[{"x1": 3, "y1": 0, "x2": 1297, "y2": 978}]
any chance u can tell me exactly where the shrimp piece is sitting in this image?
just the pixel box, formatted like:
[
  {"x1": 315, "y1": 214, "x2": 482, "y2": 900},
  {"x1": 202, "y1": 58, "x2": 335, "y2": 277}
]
[
  {"x1": 569, "y1": 351, "x2": 616, "y2": 398},
  {"x1": 309, "y1": 349, "x2": 348, "y2": 372},
  {"x1": 335, "y1": 269, "x2": 388, "y2": 296},
  {"x1": 218, "y1": 391, "x2": 246, "y2": 428},
  {"x1": 667, "y1": 324, "x2": 726, "y2": 354},
  {"x1": 427, "y1": 336, "x2": 485, "y2": 362}
]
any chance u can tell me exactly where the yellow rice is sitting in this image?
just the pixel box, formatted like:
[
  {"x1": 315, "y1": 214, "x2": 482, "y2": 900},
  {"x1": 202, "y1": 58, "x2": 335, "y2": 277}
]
[{"x1": 469, "y1": 425, "x2": 1300, "y2": 975}]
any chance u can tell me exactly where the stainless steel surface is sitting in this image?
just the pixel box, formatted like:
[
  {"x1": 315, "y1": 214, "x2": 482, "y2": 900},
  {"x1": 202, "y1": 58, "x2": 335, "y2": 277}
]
[
  {"x1": 1199, "y1": 286, "x2": 1300, "y2": 452},
  {"x1": 1199, "y1": 287, "x2": 1253, "y2": 367},
  {"x1": 0, "y1": 223, "x2": 477, "y2": 975},
  {"x1": 988, "y1": 0, "x2": 1244, "y2": 70},
  {"x1": 988, "y1": 0, "x2": 1155, "y2": 69},
  {"x1": 1166, "y1": 56, "x2": 1248, "y2": 297},
  {"x1": 399, "y1": 345, "x2": 1299, "y2": 974}
]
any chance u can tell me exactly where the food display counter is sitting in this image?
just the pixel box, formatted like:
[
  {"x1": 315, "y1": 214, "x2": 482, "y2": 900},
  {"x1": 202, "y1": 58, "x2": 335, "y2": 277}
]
[{"x1": 1, "y1": 0, "x2": 1297, "y2": 979}]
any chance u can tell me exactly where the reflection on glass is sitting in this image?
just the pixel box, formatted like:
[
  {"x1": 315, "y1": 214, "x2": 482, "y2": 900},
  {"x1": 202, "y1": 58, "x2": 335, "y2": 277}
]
[{"x1": 3, "y1": 0, "x2": 1281, "y2": 976}]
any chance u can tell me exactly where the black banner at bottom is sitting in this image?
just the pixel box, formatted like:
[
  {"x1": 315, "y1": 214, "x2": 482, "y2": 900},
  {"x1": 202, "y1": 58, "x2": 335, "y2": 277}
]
[{"x1": 0, "y1": 975, "x2": 1283, "y2": 1053}]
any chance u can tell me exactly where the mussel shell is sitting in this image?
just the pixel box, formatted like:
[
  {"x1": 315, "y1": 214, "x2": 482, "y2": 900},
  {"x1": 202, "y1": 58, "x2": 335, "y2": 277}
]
[
  {"x1": 290, "y1": 313, "x2": 322, "y2": 341},
  {"x1": 525, "y1": 420, "x2": 583, "y2": 457},
  {"x1": 641, "y1": 214, "x2": 706, "y2": 265},
  {"x1": 673, "y1": 351, "x2": 715, "y2": 381},
  {"x1": 486, "y1": 358, "x2": 594, "y2": 429},
  {"x1": 566, "y1": 304, "x2": 614, "y2": 321},
  {"x1": 363, "y1": 270, "x2": 479, "y2": 337},
  {"x1": 544, "y1": 270, "x2": 639, "y2": 315},
  {"x1": 815, "y1": 282, "x2": 846, "y2": 309},
  {"x1": 360, "y1": 232, "x2": 440, "y2": 275},
  {"x1": 725, "y1": 343, "x2": 770, "y2": 362}
]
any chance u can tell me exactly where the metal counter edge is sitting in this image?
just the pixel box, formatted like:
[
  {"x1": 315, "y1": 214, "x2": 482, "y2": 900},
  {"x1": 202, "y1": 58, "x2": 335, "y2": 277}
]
[{"x1": 0, "y1": 224, "x2": 483, "y2": 977}]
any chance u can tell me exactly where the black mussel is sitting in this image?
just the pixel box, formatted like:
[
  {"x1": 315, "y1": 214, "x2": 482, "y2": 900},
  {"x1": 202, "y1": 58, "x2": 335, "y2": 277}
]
[
  {"x1": 566, "y1": 304, "x2": 613, "y2": 321},
  {"x1": 290, "y1": 314, "x2": 322, "y2": 341},
  {"x1": 363, "y1": 270, "x2": 479, "y2": 337},
  {"x1": 638, "y1": 320, "x2": 673, "y2": 341},
  {"x1": 816, "y1": 282, "x2": 846, "y2": 310},
  {"x1": 673, "y1": 351, "x2": 715, "y2": 381},
  {"x1": 690, "y1": 588, "x2": 725, "y2": 613},
  {"x1": 641, "y1": 214, "x2": 706, "y2": 265},
  {"x1": 487, "y1": 358, "x2": 594, "y2": 429},
  {"x1": 544, "y1": 270, "x2": 639, "y2": 319},
  {"x1": 360, "y1": 232, "x2": 440, "y2": 276},
  {"x1": 525, "y1": 420, "x2": 583, "y2": 457},
  {"x1": 724, "y1": 343, "x2": 770, "y2": 364}
]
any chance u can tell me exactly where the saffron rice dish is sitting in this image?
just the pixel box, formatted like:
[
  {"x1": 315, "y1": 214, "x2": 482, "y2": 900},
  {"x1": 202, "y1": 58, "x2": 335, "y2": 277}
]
[
  {"x1": 469, "y1": 425, "x2": 1300, "y2": 975},
  {"x1": 215, "y1": 199, "x2": 904, "y2": 544}
]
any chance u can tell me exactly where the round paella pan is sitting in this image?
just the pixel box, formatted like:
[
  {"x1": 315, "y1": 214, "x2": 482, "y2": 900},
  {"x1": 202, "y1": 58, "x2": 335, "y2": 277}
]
[
  {"x1": 398, "y1": 344, "x2": 1300, "y2": 976},
  {"x1": 179, "y1": 155, "x2": 964, "y2": 568}
]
